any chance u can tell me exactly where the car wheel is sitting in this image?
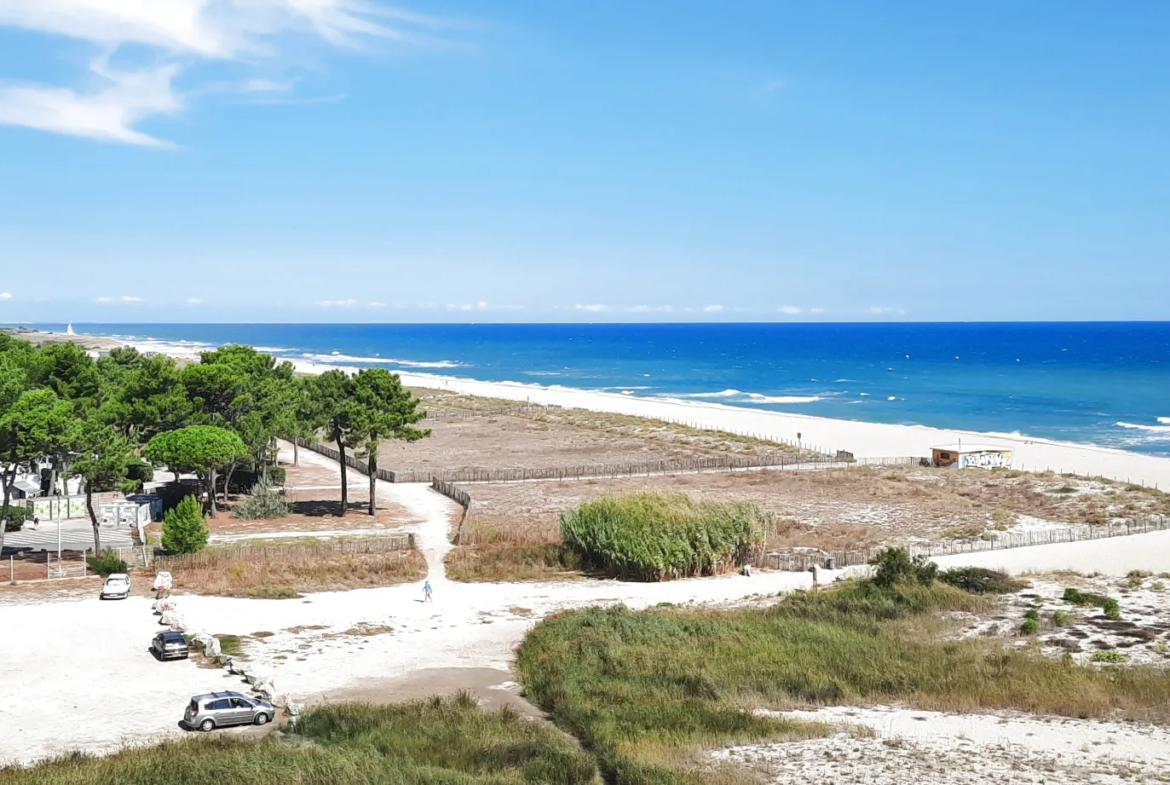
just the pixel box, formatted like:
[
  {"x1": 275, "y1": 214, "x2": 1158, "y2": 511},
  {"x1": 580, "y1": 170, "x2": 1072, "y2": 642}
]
[
  {"x1": 199, "y1": 719, "x2": 215, "y2": 732},
  {"x1": 254, "y1": 713, "x2": 269, "y2": 726}
]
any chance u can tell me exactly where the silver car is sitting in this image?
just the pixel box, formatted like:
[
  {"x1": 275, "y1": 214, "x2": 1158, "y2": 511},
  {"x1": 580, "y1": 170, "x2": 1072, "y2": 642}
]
[
  {"x1": 100, "y1": 573, "x2": 132, "y2": 599},
  {"x1": 184, "y1": 691, "x2": 275, "y2": 732}
]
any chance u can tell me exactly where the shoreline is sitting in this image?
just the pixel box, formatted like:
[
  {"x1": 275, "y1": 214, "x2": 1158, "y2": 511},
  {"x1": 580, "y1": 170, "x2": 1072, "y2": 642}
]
[{"x1": 36, "y1": 329, "x2": 1170, "y2": 488}]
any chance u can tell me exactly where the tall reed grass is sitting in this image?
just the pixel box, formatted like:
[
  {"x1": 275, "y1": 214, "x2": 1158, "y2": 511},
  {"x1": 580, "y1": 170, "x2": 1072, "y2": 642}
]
[
  {"x1": 517, "y1": 580, "x2": 1170, "y2": 783},
  {"x1": 0, "y1": 696, "x2": 597, "y2": 785},
  {"x1": 559, "y1": 493, "x2": 765, "y2": 581}
]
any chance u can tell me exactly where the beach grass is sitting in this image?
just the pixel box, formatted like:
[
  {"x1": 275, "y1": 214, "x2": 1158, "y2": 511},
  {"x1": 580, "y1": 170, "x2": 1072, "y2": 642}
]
[
  {"x1": 0, "y1": 695, "x2": 597, "y2": 785},
  {"x1": 162, "y1": 548, "x2": 427, "y2": 598},
  {"x1": 516, "y1": 579, "x2": 1170, "y2": 784}
]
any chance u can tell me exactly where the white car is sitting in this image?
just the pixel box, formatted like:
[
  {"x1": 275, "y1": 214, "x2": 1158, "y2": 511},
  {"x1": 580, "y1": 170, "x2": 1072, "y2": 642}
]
[{"x1": 101, "y1": 573, "x2": 132, "y2": 599}]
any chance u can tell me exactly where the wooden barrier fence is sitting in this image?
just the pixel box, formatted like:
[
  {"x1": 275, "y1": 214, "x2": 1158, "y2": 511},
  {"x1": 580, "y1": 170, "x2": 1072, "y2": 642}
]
[
  {"x1": 294, "y1": 437, "x2": 921, "y2": 485},
  {"x1": 762, "y1": 514, "x2": 1170, "y2": 572}
]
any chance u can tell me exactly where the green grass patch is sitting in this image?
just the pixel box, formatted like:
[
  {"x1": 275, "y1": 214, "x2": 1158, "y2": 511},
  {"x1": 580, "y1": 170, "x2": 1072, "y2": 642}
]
[
  {"x1": 559, "y1": 492, "x2": 765, "y2": 581},
  {"x1": 939, "y1": 567, "x2": 1027, "y2": 595},
  {"x1": 517, "y1": 579, "x2": 1170, "y2": 784},
  {"x1": 0, "y1": 695, "x2": 597, "y2": 785}
]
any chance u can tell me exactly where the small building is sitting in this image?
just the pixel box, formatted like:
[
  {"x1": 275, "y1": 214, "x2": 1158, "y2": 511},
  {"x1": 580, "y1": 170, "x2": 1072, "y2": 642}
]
[{"x1": 931, "y1": 444, "x2": 1012, "y2": 469}]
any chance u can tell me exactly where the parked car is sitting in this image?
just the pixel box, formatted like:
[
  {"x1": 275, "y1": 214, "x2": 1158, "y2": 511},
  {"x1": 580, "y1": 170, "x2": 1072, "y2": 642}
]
[
  {"x1": 152, "y1": 631, "x2": 189, "y2": 660},
  {"x1": 100, "y1": 573, "x2": 132, "y2": 599},
  {"x1": 184, "y1": 691, "x2": 276, "y2": 732}
]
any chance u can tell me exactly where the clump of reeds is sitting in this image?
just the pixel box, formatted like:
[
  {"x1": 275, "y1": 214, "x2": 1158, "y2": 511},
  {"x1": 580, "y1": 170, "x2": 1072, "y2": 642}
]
[{"x1": 559, "y1": 492, "x2": 766, "y2": 581}]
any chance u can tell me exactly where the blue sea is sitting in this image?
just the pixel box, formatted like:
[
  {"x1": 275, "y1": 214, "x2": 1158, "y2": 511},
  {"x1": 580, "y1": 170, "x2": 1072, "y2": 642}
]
[{"x1": 58, "y1": 322, "x2": 1170, "y2": 457}]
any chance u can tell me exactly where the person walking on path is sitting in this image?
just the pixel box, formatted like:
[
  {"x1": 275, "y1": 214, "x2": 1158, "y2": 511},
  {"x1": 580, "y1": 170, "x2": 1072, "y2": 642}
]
[{"x1": 423, "y1": 580, "x2": 433, "y2": 602}]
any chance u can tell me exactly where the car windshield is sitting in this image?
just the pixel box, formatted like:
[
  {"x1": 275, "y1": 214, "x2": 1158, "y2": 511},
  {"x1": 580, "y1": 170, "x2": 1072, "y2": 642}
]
[{"x1": 106, "y1": 577, "x2": 127, "y2": 584}]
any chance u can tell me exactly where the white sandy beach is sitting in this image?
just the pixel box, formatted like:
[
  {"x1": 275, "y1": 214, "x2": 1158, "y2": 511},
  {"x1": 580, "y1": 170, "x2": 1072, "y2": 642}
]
[{"x1": 121, "y1": 335, "x2": 1170, "y2": 489}]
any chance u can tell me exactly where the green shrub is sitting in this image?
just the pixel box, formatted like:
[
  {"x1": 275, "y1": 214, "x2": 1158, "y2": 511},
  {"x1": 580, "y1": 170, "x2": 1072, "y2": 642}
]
[
  {"x1": 869, "y1": 548, "x2": 937, "y2": 588},
  {"x1": 87, "y1": 551, "x2": 129, "y2": 576},
  {"x1": 162, "y1": 495, "x2": 209, "y2": 554},
  {"x1": 1092, "y1": 650, "x2": 1126, "y2": 664},
  {"x1": 1024, "y1": 609, "x2": 1040, "y2": 622},
  {"x1": 559, "y1": 492, "x2": 765, "y2": 581},
  {"x1": 1052, "y1": 610, "x2": 1073, "y2": 626},
  {"x1": 232, "y1": 480, "x2": 291, "y2": 520},
  {"x1": 3, "y1": 506, "x2": 28, "y2": 532},
  {"x1": 1063, "y1": 587, "x2": 1111, "y2": 608},
  {"x1": 125, "y1": 459, "x2": 154, "y2": 485},
  {"x1": 264, "y1": 466, "x2": 286, "y2": 486},
  {"x1": 940, "y1": 566, "x2": 1025, "y2": 594},
  {"x1": 1019, "y1": 618, "x2": 1040, "y2": 635},
  {"x1": 1103, "y1": 599, "x2": 1121, "y2": 620}
]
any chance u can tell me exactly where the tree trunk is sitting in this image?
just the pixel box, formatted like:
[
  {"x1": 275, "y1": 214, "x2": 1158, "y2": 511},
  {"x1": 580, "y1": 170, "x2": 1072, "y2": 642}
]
[
  {"x1": 207, "y1": 469, "x2": 218, "y2": 518},
  {"x1": 368, "y1": 449, "x2": 377, "y2": 516},
  {"x1": 223, "y1": 463, "x2": 237, "y2": 505},
  {"x1": 293, "y1": 440, "x2": 299, "y2": 467},
  {"x1": 86, "y1": 484, "x2": 102, "y2": 555},
  {"x1": 336, "y1": 435, "x2": 348, "y2": 517},
  {"x1": 0, "y1": 465, "x2": 16, "y2": 556}
]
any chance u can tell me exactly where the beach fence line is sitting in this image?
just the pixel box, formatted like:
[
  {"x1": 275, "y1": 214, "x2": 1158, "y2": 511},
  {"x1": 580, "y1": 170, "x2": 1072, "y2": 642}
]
[
  {"x1": 153, "y1": 534, "x2": 415, "y2": 571},
  {"x1": 293, "y1": 437, "x2": 918, "y2": 486},
  {"x1": 763, "y1": 514, "x2": 1170, "y2": 572},
  {"x1": 432, "y1": 479, "x2": 473, "y2": 544},
  {"x1": 7, "y1": 545, "x2": 149, "y2": 584},
  {"x1": 424, "y1": 399, "x2": 840, "y2": 456}
]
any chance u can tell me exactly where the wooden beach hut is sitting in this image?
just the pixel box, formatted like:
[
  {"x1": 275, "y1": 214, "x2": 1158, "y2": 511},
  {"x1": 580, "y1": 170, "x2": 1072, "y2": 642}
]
[{"x1": 931, "y1": 443, "x2": 1012, "y2": 469}]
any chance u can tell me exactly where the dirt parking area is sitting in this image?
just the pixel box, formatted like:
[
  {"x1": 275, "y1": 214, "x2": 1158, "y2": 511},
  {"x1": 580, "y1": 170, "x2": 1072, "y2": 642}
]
[{"x1": 0, "y1": 593, "x2": 246, "y2": 766}]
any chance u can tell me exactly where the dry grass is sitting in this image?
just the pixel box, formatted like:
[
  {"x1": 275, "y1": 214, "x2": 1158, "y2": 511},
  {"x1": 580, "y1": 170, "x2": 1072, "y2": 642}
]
[
  {"x1": 460, "y1": 465, "x2": 1170, "y2": 554},
  {"x1": 387, "y1": 388, "x2": 809, "y2": 478},
  {"x1": 165, "y1": 548, "x2": 427, "y2": 598}
]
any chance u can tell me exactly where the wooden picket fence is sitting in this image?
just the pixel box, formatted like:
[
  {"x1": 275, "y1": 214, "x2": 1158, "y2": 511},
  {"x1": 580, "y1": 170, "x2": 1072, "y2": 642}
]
[
  {"x1": 294, "y1": 437, "x2": 919, "y2": 485},
  {"x1": 762, "y1": 514, "x2": 1170, "y2": 572}
]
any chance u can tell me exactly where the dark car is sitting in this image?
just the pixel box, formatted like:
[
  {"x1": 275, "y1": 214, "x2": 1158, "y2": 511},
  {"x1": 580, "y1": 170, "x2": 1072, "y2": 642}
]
[{"x1": 152, "y1": 631, "x2": 189, "y2": 660}]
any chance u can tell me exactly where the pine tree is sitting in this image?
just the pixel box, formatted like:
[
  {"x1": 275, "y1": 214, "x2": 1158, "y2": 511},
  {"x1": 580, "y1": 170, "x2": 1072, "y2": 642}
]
[{"x1": 162, "y1": 494, "x2": 210, "y2": 554}]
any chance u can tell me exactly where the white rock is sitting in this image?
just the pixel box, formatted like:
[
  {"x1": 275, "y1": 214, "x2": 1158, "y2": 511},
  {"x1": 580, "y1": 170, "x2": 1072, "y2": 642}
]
[
  {"x1": 159, "y1": 610, "x2": 185, "y2": 630},
  {"x1": 285, "y1": 700, "x2": 303, "y2": 716},
  {"x1": 152, "y1": 572, "x2": 173, "y2": 591}
]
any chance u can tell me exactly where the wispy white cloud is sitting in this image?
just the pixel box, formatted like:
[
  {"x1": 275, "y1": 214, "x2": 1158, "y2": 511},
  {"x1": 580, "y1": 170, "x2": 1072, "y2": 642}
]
[
  {"x1": 866, "y1": 306, "x2": 907, "y2": 316},
  {"x1": 779, "y1": 305, "x2": 802, "y2": 315},
  {"x1": 0, "y1": 292, "x2": 11, "y2": 300},
  {"x1": 367, "y1": 301, "x2": 386, "y2": 307},
  {"x1": 702, "y1": 304, "x2": 723, "y2": 313},
  {"x1": 628, "y1": 304, "x2": 673, "y2": 313},
  {"x1": 0, "y1": 0, "x2": 444, "y2": 145},
  {"x1": 809, "y1": 307, "x2": 826, "y2": 315},
  {"x1": 94, "y1": 296, "x2": 113, "y2": 303},
  {"x1": 120, "y1": 294, "x2": 142, "y2": 302},
  {"x1": 319, "y1": 298, "x2": 357, "y2": 307},
  {"x1": 575, "y1": 303, "x2": 608, "y2": 313},
  {"x1": 186, "y1": 297, "x2": 203, "y2": 304}
]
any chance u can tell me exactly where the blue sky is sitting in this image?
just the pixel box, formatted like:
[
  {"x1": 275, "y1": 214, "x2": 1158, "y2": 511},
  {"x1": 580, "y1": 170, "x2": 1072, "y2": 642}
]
[{"x1": 0, "y1": 1, "x2": 1167, "y2": 323}]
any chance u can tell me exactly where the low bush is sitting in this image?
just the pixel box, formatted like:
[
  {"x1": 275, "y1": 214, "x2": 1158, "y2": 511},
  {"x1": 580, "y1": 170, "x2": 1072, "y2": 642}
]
[
  {"x1": 1104, "y1": 599, "x2": 1122, "y2": 620},
  {"x1": 869, "y1": 547, "x2": 938, "y2": 588},
  {"x1": 1020, "y1": 618, "x2": 1040, "y2": 635},
  {"x1": 1063, "y1": 587, "x2": 1112, "y2": 608},
  {"x1": 231, "y1": 480, "x2": 291, "y2": 520},
  {"x1": 1092, "y1": 650, "x2": 1127, "y2": 664},
  {"x1": 3, "y1": 506, "x2": 28, "y2": 532},
  {"x1": 559, "y1": 492, "x2": 765, "y2": 581},
  {"x1": 1052, "y1": 610, "x2": 1073, "y2": 627},
  {"x1": 940, "y1": 566, "x2": 1026, "y2": 594},
  {"x1": 1024, "y1": 609, "x2": 1040, "y2": 622},
  {"x1": 86, "y1": 551, "x2": 129, "y2": 576}
]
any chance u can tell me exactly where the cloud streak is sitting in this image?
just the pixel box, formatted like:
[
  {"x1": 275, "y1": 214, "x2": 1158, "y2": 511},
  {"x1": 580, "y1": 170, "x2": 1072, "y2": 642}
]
[{"x1": 0, "y1": 0, "x2": 442, "y2": 145}]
